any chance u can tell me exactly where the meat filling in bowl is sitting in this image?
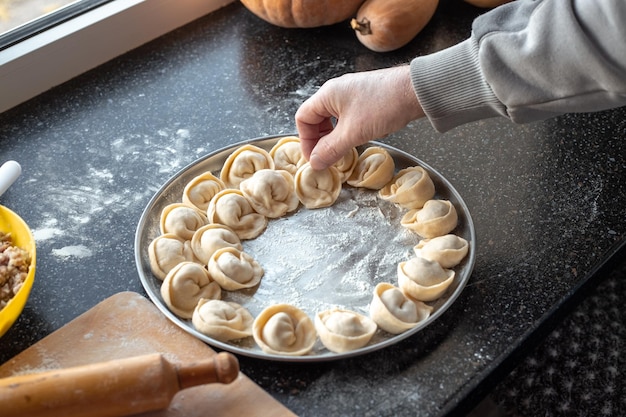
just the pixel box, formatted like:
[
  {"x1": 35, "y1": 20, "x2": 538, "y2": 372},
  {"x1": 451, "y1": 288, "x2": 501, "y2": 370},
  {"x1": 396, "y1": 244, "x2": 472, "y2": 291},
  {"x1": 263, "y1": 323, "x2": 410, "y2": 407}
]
[{"x1": 0, "y1": 231, "x2": 31, "y2": 311}]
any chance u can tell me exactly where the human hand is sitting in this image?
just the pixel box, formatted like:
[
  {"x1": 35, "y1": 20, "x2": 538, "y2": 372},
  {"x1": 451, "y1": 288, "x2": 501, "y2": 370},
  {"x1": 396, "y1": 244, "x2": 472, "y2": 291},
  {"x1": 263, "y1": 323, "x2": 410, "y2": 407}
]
[{"x1": 295, "y1": 65, "x2": 425, "y2": 170}]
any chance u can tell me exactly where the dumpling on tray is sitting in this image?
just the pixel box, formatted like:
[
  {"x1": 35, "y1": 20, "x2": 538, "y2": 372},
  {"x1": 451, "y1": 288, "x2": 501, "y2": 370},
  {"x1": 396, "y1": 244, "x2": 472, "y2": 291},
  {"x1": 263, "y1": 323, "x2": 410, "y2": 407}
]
[
  {"x1": 182, "y1": 172, "x2": 225, "y2": 212},
  {"x1": 240, "y1": 169, "x2": 299, "y2": 218},
  {"x1": 208, "y1": 247, "x2": 264, "y2": 291},
  {"x1": 369, "y1": 283, "x2": 432, "y2": 334},
  {"x1": 160, "y1": 261, "x2": 221, "y2": 319},
  {"x1": 220, "y1": 144, "x2": 274, "y2": 188},
  {"x1": 401, "y1": 199, "x2": 458, "y2": 238},
  {"x1": 207, "y1": 189, "x2": 267, "y2": 240},
  {"x1": 191, "y1": 223, "x2": 243, "y2": 265},
  {"x1": 269, "y1": 136, "x2": 306, "y2": 175},
  {"x1": 253, "y1": 304, "x2": 317, "y2": 356},
  {"x1": 414, "y1": 234, "x2": 469, "y2": 268},
  {"x1": 192, "y1": 299, "x2": 254, "y2": 342},
  {"x1": 294, "y1": 162, "x2": 342, "y2": 209},
  {"x1": 159, "y1": 203, "x2": 207, "y2": 241},
  {"x1": 148, "y1": 233, "x2": 197, "y2": 280},
  {"x1": 379, "y1": 166, "x2": 435, "y2": 209},
  {"x1": 315, "y1": 308, "x2": 377, "y2": 353},
  {"x1": 397, "y1": 256, "x2": 455, "y2": 302},
  {"x1": 347, "y1": 146, "x2": 395, "y2": 190}
]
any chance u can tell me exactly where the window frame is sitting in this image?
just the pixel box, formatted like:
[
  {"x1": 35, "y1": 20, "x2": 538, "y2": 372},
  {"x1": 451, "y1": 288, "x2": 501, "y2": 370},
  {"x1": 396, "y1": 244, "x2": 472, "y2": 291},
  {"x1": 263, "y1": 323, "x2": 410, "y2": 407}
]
[
  {"x1": 0, "y1": 0, "x2": 113, "y2": 51},
  {"x1": 0, "y1": 0, "x2": 234, "y2": 114}
]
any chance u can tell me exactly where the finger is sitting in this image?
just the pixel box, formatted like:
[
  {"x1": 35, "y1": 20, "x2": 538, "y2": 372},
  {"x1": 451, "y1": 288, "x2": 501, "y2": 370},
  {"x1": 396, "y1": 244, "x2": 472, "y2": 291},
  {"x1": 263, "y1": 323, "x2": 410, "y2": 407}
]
[
  {"x1": 295, "y1": 93, "x2": 333, "y2": 132},
  {"x1": 296, "y1": 119, "x2": 334, "y2": 160},
  {"x1": 309, "y1": 124, "x2": 356, "y2": 170},
  {"x1": 295, "y1": 94, "x2": 337, "y2": 160}
]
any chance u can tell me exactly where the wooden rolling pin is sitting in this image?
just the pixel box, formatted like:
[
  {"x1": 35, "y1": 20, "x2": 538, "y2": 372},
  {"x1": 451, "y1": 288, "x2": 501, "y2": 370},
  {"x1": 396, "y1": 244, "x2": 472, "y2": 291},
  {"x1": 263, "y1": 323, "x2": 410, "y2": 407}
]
[{"x1": 0, "y1": 351, "x2": 239, "y2": 417}]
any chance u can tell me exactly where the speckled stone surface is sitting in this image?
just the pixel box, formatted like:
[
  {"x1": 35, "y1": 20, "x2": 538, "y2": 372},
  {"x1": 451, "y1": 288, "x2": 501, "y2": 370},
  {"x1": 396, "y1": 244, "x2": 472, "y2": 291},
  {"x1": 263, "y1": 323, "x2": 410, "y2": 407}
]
[
  {"x1": 0, "y1": 2, "x2": 624, "y2": 416},
  {"x1": 491, "y1": 258, "x2": 626, "y2": 416}
]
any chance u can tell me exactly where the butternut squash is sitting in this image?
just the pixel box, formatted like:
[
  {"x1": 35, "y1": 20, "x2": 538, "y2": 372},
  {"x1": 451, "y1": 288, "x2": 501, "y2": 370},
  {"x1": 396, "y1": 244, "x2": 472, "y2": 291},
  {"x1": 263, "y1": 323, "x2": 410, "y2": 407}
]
[
  {"x1": 351, "y1": 0, "x2": 439, "y2": 53},
  {"x1": 240, "y1": 0, "x2": 366, "y2": 28}
]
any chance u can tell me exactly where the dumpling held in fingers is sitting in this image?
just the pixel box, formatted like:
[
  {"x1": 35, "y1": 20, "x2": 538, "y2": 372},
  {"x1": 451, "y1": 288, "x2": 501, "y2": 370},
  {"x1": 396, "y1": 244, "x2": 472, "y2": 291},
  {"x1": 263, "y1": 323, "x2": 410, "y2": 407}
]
[{"x1": 333, "y1": 147, "x2": 359, "y2": 183}]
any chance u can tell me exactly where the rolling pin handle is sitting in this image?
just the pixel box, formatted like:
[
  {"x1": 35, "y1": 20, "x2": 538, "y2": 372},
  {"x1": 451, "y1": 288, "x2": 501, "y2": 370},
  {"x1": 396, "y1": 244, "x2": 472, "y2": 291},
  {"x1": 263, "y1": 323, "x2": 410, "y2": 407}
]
[
  {"x1": 177, "y1": 352, "x2": 239, "y2": 389},
  {"x1": 0, "y1": 160, "x2": 21, "y2": 197}
]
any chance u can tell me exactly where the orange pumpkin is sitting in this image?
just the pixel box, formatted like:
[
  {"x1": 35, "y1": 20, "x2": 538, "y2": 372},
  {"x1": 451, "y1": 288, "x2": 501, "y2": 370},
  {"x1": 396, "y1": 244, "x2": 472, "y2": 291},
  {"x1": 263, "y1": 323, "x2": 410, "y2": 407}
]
[
  {"x1": 240, "y1": 0, "x2": 366, "y2": 28},
  {"x1": 351, "y1": 0, "x2": 439, "y2": 52}
]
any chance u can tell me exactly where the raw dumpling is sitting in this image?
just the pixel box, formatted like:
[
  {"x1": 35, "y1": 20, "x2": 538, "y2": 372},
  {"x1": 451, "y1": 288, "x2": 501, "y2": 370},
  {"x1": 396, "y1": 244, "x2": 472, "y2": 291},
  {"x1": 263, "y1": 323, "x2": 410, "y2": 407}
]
[
  {"x1": 192, "y1": 299, "x2": 254, "y2": 342},
  {"x1": 379, "y1": 166, "x2": 435, "y2": 209},
  {"x1": 401, "y1": 199, "x2": 458, "y2": 238},
  {"x1": 148, "y1": 233, "x2": 197, "y2": 280},
  {"x1": 159, "y1": 203, "x2": 208, "y2": 241},
  {"x1": 207, "y1": 189, "x2": 268, "y2": 240},
  {"x1": 182, "y1": 172, "x2": 225, "y2": 212},
  {"x1": 414, "y1": 234, "x2": 469, "y2": 268},
  {"x1": 160, "y1": 262, "x2": 221, "y2": 319},
  {"x1": 369, "y1": 283, "x2": 432, "y2": 334},
  {"x1": 347, "y1": 146, "x2": 395, "y2": 190},
  {"x1": 397, "y1": 256, "x2": 455, "y2": 302},
  {"x1": 269, "y1": 136, "x2": 306, "y2": 175},
  {"x1": 314, "y1": 308, "x2": 377, "y2": 353},
  {"x1": 252, "y1": 304, "x2": 316, "y2": 356},
  {"x1": 191, "y1": 223, "x2": 243, "y2": 265},
  {"x1": 294, "y1": 162, "x2": 342, "y2": 209},
  {"x1": 240, "y1": 169, "x2": 300, "y2": 218},
  {"x1": 220, "y1": 144, "x2": 275, "y2": 188},
  {"x1": 208, "y1": 247, "x2": 264, "y2": 291},
  {"x1": 333, "y1": 147, "x2": 359, "y2": 183}
]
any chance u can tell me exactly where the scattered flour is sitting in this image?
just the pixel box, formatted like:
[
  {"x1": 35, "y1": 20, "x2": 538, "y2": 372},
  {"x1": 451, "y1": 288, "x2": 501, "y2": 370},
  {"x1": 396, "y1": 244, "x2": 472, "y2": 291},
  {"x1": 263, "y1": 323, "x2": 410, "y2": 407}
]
[
  {"x1": 33, "y1": 227, "x2": 64, "y2": 241},
  {"x1": 52, "y1": 245, "x2": 93, "y2": 259},
  {"x1": 31, "y1": 127, "x2": 195, "y2": 261}
]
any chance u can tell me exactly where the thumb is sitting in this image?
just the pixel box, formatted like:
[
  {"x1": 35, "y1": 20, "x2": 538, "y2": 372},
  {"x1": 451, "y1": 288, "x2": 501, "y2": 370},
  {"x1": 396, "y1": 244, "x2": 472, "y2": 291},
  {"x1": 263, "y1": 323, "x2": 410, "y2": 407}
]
[{"x1": 308, "y1": 130, "x2": 353, "y2": 170}]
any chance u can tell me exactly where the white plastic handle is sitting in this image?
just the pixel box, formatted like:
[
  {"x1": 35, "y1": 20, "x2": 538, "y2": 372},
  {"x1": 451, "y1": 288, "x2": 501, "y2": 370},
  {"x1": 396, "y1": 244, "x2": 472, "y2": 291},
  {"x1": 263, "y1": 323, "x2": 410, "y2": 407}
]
[{"x1": 0, "y1": 160, "x2": 22, "y2": 197}]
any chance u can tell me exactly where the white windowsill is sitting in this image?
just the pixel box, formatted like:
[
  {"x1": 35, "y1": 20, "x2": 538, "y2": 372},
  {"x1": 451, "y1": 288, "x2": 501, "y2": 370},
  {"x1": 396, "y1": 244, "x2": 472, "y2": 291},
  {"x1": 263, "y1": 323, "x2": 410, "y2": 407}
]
[{"x1": 0, "y1": 0, "x2": 235, "y2": 114}]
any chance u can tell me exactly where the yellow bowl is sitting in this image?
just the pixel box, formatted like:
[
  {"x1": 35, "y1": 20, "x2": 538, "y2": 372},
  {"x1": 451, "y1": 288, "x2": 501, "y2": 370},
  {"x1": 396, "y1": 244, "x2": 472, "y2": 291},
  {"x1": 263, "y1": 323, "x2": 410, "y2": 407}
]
[{"x1": 0, "y1": 205, "x2": 36, "y2": 337}]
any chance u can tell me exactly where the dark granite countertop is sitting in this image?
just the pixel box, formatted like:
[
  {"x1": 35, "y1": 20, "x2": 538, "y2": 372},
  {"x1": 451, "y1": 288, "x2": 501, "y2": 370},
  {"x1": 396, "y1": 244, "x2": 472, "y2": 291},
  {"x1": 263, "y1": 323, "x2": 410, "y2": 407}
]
[{"x1": 1, "y1": 2, "x2": 624, "y2": 416}]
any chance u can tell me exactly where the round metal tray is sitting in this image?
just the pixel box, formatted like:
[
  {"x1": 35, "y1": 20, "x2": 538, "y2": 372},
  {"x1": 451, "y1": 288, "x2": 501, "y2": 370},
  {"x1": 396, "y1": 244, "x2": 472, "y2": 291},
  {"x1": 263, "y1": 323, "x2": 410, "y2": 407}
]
[{"x1": 135, "y1": 135, "x2": 476, "y2": 362}]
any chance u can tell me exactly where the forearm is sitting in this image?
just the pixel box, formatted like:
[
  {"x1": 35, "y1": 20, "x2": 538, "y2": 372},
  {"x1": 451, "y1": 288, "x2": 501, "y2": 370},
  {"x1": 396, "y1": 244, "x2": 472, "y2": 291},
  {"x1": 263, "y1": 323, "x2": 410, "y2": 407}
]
[{"x1": 411, "y1": 0, "x2": 626, "y2": 132}]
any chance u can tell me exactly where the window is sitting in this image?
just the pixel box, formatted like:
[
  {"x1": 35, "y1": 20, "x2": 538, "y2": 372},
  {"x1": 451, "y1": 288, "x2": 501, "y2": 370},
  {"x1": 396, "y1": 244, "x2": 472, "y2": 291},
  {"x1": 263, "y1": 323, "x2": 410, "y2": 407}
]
[
  {"x1": 0, "y1": 0, "x2": 234, "y2": 114},
  {"x1": 0, "y1": 1, "x2": 111, "y2": 50}
]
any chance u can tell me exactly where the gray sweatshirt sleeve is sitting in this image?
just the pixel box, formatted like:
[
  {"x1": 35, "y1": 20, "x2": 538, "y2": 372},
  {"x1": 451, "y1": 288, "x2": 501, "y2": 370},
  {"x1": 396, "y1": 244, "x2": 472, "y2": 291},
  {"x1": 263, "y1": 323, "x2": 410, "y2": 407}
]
[{"x1": 410, "y1": 0, "x2": 626, "y2": 132}]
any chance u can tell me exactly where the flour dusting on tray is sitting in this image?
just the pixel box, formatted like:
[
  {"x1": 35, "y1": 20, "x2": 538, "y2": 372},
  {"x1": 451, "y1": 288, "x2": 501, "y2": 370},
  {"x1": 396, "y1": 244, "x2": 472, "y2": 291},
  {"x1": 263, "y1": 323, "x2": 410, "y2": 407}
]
[{"x1": 231, "y1": 186, "x2": 419, "y2": 318}]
